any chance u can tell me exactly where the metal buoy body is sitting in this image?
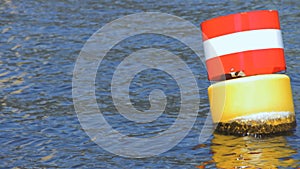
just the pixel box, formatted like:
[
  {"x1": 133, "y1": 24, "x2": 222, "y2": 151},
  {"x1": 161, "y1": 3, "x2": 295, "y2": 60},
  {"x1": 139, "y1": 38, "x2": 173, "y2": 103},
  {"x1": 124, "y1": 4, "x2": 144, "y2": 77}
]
[{"x1": 208, "y1": 74, "x2": 296, "y2": 136}]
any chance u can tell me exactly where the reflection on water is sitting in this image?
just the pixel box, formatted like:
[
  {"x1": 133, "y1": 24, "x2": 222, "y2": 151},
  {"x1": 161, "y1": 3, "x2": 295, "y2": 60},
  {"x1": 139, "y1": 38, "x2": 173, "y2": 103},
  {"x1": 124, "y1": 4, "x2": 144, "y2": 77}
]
[
  {"x1": 211, "y1": 134, "x2": 299, "y2": 168},
  {"x1": 0, "y1": 70, "x2": 28, "y2": 95}
]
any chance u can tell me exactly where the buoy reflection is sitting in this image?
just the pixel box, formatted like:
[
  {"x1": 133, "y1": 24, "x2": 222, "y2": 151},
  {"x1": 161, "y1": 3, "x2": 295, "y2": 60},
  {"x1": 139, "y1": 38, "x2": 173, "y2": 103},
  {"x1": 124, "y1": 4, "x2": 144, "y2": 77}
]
[{"x1": 210, "y1": 134, "x2": 299, "y2": 168}]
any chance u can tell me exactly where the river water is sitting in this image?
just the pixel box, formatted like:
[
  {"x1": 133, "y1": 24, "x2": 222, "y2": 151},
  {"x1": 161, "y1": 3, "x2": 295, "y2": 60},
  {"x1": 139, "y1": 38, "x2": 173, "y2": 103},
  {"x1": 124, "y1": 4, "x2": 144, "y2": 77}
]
[{"x1": 1, "y1": 0, "x2": 299, "y2": 168}]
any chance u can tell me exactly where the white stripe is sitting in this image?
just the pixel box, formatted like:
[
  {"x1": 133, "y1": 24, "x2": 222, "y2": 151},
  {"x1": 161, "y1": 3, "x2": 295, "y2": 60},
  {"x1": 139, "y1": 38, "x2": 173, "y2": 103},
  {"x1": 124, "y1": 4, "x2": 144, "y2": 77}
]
[{"x1": 203, "y1": 29, "x2": 283, "y2": 60}]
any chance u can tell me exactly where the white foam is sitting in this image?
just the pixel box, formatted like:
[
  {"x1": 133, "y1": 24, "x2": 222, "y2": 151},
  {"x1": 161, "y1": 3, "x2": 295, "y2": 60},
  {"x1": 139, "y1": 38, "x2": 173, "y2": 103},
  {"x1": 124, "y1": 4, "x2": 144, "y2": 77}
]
[{"x1": 232, "y1": 111, "x2": 293, "y2": 121}]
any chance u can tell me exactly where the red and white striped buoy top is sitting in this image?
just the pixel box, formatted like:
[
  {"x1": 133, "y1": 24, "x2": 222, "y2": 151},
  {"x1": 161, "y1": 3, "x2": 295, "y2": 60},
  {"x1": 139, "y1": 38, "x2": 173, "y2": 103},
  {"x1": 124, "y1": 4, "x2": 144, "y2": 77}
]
[{"x1": 201, "y1": 10, "x2": 286, "y2": 81}]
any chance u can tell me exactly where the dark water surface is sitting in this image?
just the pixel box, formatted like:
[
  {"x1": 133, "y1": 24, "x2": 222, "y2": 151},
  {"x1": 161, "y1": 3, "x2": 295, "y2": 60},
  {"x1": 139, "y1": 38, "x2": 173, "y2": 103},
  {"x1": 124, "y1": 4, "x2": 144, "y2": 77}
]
[{"x1": 1, "y1": 0, "x2": 300, "y2": 168}]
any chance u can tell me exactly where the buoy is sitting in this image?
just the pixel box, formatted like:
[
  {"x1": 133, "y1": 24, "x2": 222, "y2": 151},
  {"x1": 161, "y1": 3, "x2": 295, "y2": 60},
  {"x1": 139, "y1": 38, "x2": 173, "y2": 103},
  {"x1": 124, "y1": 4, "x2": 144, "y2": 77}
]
[{"x1": 201, "y1": 10, "x2": 296, "y2": 136}]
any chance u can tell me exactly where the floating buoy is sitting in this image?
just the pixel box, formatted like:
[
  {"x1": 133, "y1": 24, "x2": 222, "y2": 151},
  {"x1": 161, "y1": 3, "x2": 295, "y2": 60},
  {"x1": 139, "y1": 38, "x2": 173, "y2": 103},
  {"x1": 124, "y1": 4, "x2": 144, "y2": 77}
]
[{"x1": 201, "y1": 10, "x2": 296, "y2": 136}]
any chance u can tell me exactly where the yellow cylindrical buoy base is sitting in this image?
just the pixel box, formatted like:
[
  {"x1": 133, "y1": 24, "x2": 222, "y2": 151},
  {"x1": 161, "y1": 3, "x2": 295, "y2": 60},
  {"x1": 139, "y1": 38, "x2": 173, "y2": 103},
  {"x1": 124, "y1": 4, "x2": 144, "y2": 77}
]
[{"x1": 208, "y1": 74, "x2": 296, "y2": 136}]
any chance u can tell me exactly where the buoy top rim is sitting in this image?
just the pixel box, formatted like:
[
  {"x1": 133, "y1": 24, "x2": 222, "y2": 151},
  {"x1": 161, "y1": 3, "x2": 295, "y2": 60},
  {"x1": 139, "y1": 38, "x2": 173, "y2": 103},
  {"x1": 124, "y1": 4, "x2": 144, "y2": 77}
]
[
  {"x1": 200, "y1": 10, "x2": 280, "y2": 40},
  {"x1": 201, "y1": 10, "x2": 277, "y2": 26}
]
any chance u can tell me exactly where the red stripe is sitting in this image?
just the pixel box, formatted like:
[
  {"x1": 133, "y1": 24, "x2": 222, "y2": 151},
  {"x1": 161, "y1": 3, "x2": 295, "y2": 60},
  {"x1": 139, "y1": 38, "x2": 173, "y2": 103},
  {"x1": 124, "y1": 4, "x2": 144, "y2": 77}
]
[
  {"x1": 201, "y1": 10, "x2": 280, "y2": 41},
  {"x1": 206, "y1": 48, "x2": 286, "y2": 81}
]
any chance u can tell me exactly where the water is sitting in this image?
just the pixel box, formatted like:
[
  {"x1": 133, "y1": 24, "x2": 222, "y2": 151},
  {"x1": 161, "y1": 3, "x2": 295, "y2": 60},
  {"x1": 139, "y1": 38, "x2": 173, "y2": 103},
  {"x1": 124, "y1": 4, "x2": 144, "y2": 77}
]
[{"x1": 1, "y1": 0, "x2": 299, "y2": 168}]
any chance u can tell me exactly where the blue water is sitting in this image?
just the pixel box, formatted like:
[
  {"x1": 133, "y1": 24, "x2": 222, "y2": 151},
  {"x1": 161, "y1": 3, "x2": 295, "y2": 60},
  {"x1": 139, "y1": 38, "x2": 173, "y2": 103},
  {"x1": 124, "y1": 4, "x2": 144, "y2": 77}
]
[{"x1": 0, "y1": 0, "x2": 299, "y2": 168}]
